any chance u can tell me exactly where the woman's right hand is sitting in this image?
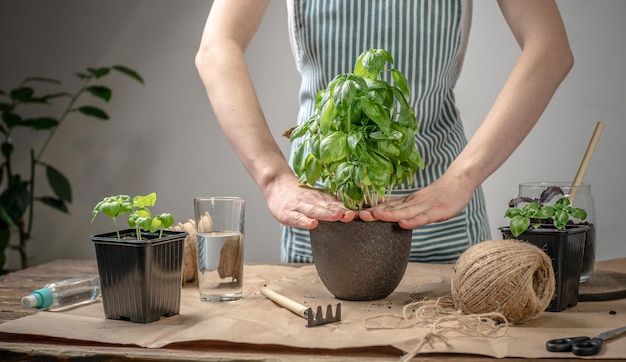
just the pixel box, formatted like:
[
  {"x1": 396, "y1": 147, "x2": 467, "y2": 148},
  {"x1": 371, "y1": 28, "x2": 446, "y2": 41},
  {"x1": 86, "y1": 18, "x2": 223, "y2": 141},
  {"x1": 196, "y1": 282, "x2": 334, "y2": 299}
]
[{"x1": 264, "y1": 175, "x2": 358, "y2": 229}]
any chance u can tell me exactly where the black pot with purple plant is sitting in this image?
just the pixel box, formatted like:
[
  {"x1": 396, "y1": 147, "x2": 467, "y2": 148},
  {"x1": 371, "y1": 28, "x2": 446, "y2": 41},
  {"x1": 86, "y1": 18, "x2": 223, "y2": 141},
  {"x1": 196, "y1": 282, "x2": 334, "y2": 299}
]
[
  {"x1": 505, "y1": 185, "x2": 595, "y2": 282},
  {"x1": 501, "y1": 186, "x2": 591, "y2": 311}
]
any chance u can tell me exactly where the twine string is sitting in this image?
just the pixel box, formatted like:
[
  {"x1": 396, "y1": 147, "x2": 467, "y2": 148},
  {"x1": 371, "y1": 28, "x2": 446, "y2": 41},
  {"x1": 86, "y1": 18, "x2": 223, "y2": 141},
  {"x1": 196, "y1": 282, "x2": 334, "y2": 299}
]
[
  {"x1": 362, "y1": 239, "x2": 554, "y2": 361},
  {"x1": 452, "y1": 240, "x2": 555, "y2": 324},
  {"x1": 364, "y1": 297, "x2": 509, "y2": 361}
]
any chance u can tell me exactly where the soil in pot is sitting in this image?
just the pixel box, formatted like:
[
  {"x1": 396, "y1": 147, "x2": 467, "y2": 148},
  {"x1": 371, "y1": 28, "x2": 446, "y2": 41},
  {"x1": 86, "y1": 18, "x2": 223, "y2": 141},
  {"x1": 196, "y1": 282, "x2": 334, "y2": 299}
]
[{"x1": 309, "y1": 220, "x2": 412, "y2": 301}]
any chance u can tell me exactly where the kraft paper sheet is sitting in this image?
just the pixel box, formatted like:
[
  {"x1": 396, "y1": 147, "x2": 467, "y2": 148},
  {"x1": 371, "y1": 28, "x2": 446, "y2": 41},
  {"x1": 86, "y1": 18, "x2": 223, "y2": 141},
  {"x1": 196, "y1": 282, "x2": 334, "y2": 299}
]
[{"x1": 1, "y1": 263, "x2": 625, "y2": 359}]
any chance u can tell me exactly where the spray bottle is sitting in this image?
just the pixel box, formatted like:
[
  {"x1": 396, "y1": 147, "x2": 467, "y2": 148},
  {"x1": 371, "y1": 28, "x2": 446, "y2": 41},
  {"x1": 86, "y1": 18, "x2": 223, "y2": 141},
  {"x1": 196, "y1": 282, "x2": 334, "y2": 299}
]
[{"x1": 21, "y1": 274, "x2": 101, "y2": 311}]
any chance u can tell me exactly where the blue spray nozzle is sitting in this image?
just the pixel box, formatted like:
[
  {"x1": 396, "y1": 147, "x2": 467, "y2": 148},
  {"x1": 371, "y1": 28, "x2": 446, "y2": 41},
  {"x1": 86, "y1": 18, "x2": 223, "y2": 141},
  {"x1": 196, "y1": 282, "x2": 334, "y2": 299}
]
[{"x1": 21, "y1": 288, "x2": 54, "y2": 309}]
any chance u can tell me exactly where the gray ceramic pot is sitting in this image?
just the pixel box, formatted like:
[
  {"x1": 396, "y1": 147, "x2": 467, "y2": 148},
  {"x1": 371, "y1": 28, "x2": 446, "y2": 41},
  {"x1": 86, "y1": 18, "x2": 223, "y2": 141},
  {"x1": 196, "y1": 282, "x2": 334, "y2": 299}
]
[{"x1": 309, "y1": 220, "x2": 412, "y2": 301}]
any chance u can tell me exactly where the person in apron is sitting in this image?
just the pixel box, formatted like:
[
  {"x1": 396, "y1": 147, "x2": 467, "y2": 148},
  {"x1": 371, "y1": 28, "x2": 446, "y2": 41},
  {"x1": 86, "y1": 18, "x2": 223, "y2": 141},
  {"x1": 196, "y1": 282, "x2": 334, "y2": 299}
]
[{"x1": 196, "y1": 1, "x2": 573, "y2": 263}]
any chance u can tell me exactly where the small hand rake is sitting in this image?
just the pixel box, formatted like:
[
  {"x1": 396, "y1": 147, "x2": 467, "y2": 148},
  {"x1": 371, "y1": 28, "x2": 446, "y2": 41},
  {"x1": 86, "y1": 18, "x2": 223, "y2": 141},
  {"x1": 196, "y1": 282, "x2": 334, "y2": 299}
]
[{"x1": 260, "y1": 286, "x2": 341, "y2": 327}]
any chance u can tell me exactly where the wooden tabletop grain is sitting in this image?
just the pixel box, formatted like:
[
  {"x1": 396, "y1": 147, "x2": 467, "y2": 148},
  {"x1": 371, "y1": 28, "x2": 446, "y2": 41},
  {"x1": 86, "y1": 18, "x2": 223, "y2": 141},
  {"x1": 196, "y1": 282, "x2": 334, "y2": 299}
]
[{"x1": 1, "y1": 259, "x2": 624, "y2": 362}]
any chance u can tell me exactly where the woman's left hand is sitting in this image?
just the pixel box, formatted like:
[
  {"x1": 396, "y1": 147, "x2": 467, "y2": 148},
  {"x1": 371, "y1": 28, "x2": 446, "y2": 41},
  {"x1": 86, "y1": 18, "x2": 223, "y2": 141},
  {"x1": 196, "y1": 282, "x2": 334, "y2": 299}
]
[{"x1": 358, "y1": 176, "x2": 475, "y2": 229}]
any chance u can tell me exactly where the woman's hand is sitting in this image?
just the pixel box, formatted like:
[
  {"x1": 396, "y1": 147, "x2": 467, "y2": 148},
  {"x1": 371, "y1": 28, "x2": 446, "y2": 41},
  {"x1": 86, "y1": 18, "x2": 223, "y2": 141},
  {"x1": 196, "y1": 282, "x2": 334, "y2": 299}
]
[
  {"x1": 264, "y1": 175, "x2": 358, "y2": 229},
  {"x1": 197, "y1": 0, "x2": 358, "y2": 230},
  {"x1": 360, "y1": 0, "x2": 573, "y2": 230},
  {"x1": 358, "y1": 175, "x2": 475, "y2": 229}
]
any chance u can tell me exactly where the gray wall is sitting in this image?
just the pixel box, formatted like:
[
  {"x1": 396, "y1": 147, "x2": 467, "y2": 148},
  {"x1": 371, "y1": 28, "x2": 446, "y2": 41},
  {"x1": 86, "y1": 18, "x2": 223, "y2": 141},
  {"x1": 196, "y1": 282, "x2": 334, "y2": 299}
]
[{"x1": 1, "y1": 0, "x2": 624, "y2": 270}]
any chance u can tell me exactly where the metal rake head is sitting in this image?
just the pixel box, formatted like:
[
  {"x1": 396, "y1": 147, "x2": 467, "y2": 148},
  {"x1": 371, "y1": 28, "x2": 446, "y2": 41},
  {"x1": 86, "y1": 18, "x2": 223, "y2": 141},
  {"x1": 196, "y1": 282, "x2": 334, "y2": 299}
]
[{"x1": 306, "y1": 303, "x2": 341, "y2": 327}]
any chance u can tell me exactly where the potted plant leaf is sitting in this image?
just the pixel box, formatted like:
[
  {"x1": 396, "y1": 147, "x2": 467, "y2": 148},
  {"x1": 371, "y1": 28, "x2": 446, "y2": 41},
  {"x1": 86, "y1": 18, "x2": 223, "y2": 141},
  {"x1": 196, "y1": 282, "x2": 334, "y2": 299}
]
[
  {"x1": 286, "y1": 49, "x2": 424, "y2": 301},
  {"x1": 500, "y1": 186, "x2": 588, "y2": 312},
  {"x1": 91, "y1": 192, "x2": 187, "y2": 323},
  {"x1": 0, "y1": 65, "x2": 143, "y2": 274}
]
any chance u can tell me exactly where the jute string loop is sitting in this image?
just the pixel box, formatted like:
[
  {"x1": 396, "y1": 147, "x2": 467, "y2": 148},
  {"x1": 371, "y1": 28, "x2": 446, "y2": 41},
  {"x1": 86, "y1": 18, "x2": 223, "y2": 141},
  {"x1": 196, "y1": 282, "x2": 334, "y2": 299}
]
[
  {"x1": 363, "y1": 239, "x2": 555, "y2": 361},
  {"x1": 364, "y1": 297, "x2": 509, "y2": 361}
]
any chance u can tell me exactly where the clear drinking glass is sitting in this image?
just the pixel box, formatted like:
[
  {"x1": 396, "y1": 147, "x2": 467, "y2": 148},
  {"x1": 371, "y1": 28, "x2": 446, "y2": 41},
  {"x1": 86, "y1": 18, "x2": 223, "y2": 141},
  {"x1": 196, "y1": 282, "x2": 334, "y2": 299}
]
[
  {"x1": 517, "y1": 182, "x2": 596, "y2": 283},
  {"x1": 194, "y1": 196, "x2": 245, "y2": 302}
]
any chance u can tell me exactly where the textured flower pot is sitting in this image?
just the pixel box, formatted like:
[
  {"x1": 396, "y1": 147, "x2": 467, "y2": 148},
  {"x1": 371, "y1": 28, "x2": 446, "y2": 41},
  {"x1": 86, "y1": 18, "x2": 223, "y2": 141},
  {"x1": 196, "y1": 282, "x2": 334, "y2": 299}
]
[
  {"x1": 500, "y1": 225, "x2": 587, "y2": 312},
  {"x1": 310, "y1": 220, "x2": 412, "y2": 301},
  {"x1": 91, "y1": 229, "x2": 187, "y2": 323}
]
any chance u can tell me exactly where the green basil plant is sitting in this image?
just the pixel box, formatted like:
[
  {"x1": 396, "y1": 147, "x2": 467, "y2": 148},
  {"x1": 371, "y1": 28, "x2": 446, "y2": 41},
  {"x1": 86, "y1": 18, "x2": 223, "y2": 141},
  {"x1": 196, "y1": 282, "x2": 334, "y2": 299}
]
[
  {"x1": 91, "y1": 192, "x2": 174, "y2": 240},
  {"x1": 288, "y1": 49, "x2": 424, "y2": 210},
  {"x1": 504, "y1": 186, "x2": 587, "y2": 237}
]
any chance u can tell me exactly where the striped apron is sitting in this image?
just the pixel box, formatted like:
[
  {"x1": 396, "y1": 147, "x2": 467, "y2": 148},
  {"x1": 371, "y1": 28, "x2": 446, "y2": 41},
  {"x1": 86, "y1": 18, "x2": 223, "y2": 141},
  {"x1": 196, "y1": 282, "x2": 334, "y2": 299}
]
[{"x1": 282, "y1": 0, "x2": 491, "y2": 263}]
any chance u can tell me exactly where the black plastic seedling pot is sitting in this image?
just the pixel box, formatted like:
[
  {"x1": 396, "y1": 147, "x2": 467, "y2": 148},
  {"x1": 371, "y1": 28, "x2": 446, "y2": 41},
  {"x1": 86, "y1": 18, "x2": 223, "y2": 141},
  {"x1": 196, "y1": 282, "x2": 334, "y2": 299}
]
[
  {"x1": 91, "y1": 229, "x2": 187, "y2": 323},
  {"x1": 500, "y1": 225, "x2": 588, "y2": 312}
]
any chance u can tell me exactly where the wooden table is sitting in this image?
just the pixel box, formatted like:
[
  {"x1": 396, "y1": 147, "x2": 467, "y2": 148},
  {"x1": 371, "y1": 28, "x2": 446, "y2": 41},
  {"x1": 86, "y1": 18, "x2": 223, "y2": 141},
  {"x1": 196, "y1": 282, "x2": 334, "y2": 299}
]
[{"x1": 1, "y1": 259, "x2": 624, "y2": 361}]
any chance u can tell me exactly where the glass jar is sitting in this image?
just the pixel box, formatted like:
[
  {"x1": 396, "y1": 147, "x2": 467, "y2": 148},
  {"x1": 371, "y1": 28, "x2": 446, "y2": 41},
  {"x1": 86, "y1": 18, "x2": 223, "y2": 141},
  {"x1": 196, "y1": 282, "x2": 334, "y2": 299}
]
[{"x1": 517, "y1": 182, "x2": 596, "y2": 283}]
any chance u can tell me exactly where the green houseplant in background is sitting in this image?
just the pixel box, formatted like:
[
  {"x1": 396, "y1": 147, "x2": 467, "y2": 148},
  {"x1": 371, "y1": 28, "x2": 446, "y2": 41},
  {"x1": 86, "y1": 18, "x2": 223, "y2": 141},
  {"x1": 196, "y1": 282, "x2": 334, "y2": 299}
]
[
  {"x1": 91, "y1": 192, "x2": 186, "y2": 323},
  {"x1": 287, "y1": 49, "x2": 424, "y2": 301},
  {"x1": 0, "y1": 65, "x2": 143, "y2": 273}
]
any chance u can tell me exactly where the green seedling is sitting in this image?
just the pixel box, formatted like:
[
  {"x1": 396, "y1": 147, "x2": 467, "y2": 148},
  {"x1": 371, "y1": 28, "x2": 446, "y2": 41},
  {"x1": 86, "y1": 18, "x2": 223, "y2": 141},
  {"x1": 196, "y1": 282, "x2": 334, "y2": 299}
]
[{"x1": 91, "y1": 192, "x2": 174, "y2": 240}]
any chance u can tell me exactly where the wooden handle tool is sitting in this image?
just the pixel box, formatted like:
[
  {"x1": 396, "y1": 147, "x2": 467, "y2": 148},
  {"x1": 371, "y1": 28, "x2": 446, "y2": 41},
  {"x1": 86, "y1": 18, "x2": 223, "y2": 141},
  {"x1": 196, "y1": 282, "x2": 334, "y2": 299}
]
[
  {"x1": 260, "y1": 286, "x2": 309, "y2": 318},
  {"x1": 570, "y1": 121, "x2": 604, "y2": 202},
  {"x1": 260, "y1": 286, "x2": 341, "y2": 327}
]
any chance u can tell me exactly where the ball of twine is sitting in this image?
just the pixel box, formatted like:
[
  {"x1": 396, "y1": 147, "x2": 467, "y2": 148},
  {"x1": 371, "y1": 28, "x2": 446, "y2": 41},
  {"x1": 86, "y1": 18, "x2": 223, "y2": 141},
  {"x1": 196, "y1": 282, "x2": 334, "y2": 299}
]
[{"x1": 451, "y1": 239, "x2": 555, "y2": 324}]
